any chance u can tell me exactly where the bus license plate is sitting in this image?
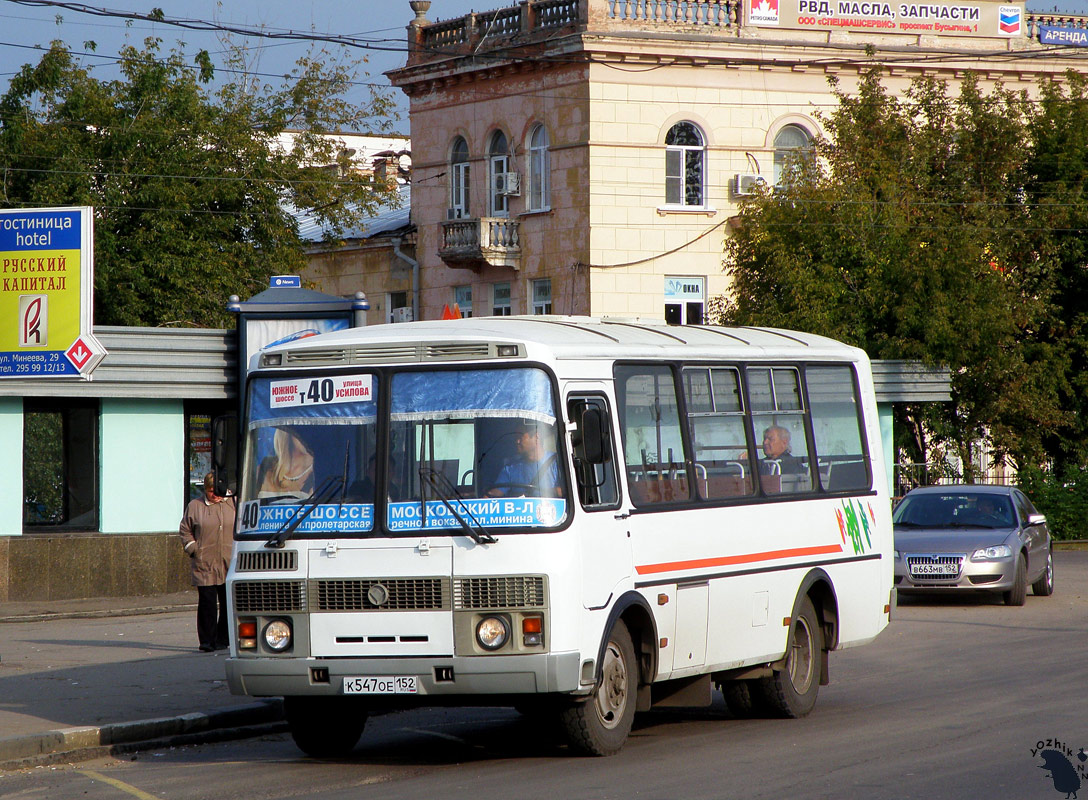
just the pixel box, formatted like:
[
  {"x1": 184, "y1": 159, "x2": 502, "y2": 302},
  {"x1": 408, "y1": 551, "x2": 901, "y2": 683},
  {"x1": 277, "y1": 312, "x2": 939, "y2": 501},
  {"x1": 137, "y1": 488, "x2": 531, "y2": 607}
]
[{"x1": 343, "y1": 676, "x2": 417, "y2": 695}]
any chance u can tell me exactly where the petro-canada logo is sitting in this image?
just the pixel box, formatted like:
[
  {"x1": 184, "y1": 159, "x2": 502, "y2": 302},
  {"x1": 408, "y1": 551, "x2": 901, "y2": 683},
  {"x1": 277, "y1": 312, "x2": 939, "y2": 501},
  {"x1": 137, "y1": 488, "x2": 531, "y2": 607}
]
[
  {"x1": 18, "y1": 294, "x2": 47, "y2": 347},
  {"x1": 1032, "y1": 738, "x2": 1087, "y2": 797},
  {"x1": 750, "y1": 0, "x2": 779, "y2": 25}
]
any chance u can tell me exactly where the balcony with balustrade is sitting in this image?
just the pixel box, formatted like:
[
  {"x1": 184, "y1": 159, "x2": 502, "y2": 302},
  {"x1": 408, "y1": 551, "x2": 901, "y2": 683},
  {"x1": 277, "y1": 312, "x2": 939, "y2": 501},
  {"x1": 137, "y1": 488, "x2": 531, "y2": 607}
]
[
  {"x1": 438, "y1": 217, "x2": 522, "y2": 270},
  {"x1": 403, "y1": 0, "x2": 1088, "y2": 66}
]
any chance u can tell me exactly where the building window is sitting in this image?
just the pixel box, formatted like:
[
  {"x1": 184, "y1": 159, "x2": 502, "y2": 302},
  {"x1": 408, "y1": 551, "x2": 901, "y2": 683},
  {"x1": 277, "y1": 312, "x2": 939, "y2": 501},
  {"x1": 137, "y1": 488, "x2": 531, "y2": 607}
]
[
  {"x1": 449, "y1": 136, "x2": 470, "y2": 220},
  {"x1": 532, "y1": 279, "x2": 552, "y2": 314},
  {"x1": 665, "y1": 122, "x2": 705, "y2": 207},
  {"x1": 492, "y1": 282, "x2": 512, "y2": 316},
  {"x1": 664, "y1": 276, "x2": 705, "y2": 325},
  {"x1": 454, "y1": 284, "x2": 473, "y2": 318},
  {"x1": 773, "y1": 124, "x2": 812, "y2": 185},
  {"x1": 488, "y1": 130, "x2": 510, "y2": 218},
  {"x1": 527, "y1": 124, "x2": 550, "y2": 212},
  {"x1": 23, "y1": 399, "x2": 99, "y2": 531},
  {"x1": 388, "y1": 290, "x2": 411, "y2": 323}
]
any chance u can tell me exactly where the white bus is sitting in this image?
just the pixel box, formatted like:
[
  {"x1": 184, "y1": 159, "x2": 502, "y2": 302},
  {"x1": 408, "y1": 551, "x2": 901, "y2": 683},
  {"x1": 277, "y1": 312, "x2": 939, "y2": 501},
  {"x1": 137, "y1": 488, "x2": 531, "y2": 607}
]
[{"x1": 223, "y1": 316, "x2": 893, "y2": 756}]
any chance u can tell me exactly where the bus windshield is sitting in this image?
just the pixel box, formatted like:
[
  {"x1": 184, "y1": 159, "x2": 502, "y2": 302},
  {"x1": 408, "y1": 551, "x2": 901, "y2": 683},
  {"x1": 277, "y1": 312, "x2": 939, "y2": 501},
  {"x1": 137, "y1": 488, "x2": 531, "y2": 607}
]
[
  {"x1": 236, "y1": 366, "x2": 568, "y2": 540},
  {"x1": 237, "y1": 373, "x2": 379, "y2": 539},
  {"x1": 386, "y1": 367, "x2": 567, "y2": 534}
]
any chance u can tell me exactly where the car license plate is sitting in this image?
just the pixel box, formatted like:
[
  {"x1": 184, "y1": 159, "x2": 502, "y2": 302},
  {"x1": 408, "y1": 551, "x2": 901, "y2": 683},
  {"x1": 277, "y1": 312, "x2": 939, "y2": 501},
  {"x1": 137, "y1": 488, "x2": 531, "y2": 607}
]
[
  {"x1": 343, "y1": 676, "x2": 417, "y2": 695},
  {"x1": 910, "y1": 563, "x2": 958, "y2": 577}
]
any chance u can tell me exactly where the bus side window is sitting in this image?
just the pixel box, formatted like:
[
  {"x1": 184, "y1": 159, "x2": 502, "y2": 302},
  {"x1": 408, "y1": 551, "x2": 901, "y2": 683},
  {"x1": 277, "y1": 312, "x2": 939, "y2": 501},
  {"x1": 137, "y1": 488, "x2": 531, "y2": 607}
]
[{"x1": 567, "y1": 396, "x2": 620, "y2": 509}]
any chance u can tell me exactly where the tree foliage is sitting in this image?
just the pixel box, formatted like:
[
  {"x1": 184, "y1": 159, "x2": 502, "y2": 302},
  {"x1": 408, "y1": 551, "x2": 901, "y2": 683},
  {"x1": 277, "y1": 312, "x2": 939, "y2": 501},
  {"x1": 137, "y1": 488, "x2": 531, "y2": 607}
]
[
  {"x1": 0, "y1": 37, "x2": 398, "y2": 327},
  {"x1": 713, "y1": 66, "x2": 1084, "y2": 473}
]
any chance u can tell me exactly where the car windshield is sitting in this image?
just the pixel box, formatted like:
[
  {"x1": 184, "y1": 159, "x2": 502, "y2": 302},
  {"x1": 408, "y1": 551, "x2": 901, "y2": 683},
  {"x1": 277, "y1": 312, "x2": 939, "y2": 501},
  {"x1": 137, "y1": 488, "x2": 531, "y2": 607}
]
[{"x1": 893, "y1": 492, "x2": 1015, "y2": 529}]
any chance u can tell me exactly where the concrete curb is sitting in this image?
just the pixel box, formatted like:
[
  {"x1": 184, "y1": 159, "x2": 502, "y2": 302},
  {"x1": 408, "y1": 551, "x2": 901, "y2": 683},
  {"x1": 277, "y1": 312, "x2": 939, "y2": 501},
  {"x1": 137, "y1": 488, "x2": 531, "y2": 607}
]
[
  {"x1": 0, "y1": 699, "x2": 284, "y2": 770},
  {"x1": 0, "y1": 603, "x2": 197, "y2": 624}
]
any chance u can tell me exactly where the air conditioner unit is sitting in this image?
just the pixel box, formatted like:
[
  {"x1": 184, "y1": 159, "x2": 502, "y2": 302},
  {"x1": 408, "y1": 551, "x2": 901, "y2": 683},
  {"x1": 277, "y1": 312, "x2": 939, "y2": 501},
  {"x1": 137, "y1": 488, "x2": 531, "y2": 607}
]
[
  {"x1": 495, "y1": 171, "x2": 521, "y2": 196},
  {"x1": 733, "y1": 173, "x2": 766, "y2": 196},
  {"x1": 391, "y1": 306, "x2": 414, "y2": 323}
]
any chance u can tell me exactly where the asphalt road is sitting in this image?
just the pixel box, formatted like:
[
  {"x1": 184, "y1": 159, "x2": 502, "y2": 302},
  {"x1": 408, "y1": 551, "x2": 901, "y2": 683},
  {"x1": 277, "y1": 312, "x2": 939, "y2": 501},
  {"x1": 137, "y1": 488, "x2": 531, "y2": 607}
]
[{"x1": 5, "y1": 552, "x2": 1088, "y2": 800}]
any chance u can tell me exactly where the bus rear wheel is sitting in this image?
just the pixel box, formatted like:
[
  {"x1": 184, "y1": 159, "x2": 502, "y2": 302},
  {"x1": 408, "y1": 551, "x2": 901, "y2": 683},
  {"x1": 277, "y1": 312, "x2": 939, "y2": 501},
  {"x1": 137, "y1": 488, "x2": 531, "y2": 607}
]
[
  {"x1": 559, "y1": 621, "x2": 637, "y2": 756},
  {"x1": 757, "y1": 596, "x2": 822, "y2": 718},
  {"x1": 284, "y1": 696, "x2": 368, "y2": 758}
]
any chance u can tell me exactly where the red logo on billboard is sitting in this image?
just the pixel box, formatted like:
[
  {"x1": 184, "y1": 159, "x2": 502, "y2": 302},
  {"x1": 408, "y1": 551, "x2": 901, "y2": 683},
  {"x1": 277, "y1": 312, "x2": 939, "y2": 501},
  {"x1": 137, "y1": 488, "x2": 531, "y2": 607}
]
[
  {"x1": 19, "y1": 294, "x2": 47, "y2": 346},
  {"x1": 66, "y1": 337, "x2": 94, "y2": 370}
]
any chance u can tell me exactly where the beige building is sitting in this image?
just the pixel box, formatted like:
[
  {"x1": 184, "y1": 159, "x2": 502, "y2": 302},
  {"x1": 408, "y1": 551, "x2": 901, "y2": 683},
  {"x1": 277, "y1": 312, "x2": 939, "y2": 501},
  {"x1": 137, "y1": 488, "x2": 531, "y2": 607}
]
[{"x1": 386, "y1": 0, "x2": 1086, "y2": 322}]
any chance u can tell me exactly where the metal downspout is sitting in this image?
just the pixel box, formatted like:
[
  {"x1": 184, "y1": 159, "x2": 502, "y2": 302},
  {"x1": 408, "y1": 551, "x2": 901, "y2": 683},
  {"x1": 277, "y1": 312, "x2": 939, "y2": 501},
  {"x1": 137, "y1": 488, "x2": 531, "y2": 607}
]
[{"x1": 391, "y1": 237, "x2": 419, "y2": 322}]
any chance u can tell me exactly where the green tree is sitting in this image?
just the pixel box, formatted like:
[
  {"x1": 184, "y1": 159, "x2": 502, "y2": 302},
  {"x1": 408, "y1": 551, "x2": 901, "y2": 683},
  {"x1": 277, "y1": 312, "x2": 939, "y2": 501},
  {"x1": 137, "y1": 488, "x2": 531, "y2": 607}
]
[
  {"x1": 0, "y1": 37, "x2": 398, "y2": 327},
  {"x1": 712, "y1": 67, "x2": 1064, "y2": 474},
  {"x1": 1022, "y1": 71, "x2": 1088, "y2": 471}
]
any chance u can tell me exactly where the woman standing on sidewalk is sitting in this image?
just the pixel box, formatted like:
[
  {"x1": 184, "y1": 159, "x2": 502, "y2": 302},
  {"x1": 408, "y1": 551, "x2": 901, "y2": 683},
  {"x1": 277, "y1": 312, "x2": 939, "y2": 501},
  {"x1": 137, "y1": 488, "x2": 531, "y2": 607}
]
[{"x1": 179, "y1": 473, "x2": 236, "y2": 652}]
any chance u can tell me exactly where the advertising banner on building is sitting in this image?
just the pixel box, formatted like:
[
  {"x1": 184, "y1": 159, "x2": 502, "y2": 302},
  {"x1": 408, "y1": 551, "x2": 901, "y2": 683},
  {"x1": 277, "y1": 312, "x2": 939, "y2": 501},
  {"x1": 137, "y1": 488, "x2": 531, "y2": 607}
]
[
  {"x1": 746, "y1": 0, "x2": 1025, "y2": 38},
  {"x1": 1039, "y1": 25, "x2": 1088, "y2": 47},
  {"x1": 0, "y1": 206, "x2": 106, "y2": 379}
]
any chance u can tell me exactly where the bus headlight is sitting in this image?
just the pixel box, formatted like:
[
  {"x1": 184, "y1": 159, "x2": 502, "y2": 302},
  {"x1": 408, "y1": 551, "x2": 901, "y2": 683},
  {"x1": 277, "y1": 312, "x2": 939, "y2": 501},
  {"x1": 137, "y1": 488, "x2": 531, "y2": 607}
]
[
  {"x1": 263, "y1": 619, "x2": 292, "y2": 651},
  {"x1": 476, "y1": 616, "x2": 509, "y2": 650}
]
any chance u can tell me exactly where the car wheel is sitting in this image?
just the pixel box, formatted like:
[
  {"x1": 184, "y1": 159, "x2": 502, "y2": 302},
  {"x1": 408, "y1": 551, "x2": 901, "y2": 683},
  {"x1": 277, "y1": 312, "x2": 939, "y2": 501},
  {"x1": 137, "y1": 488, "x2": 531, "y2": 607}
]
[
  {"x1": 756, "y1": 596, "x2": 822, "y2": 718},
  {"x1": 1031, "y1": 547, "x2": 1054, "y2": 597},
  {"x1": 1003, "y1": 554, "x2": 1027, "y2": 606},
  {"x1": 558, "y1": 621, "x2": 637, "y2": 756}
]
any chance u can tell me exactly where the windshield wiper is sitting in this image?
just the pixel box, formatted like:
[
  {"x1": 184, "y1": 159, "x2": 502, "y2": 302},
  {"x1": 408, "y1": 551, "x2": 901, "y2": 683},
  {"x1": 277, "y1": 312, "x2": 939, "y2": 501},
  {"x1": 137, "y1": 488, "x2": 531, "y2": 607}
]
[
  {"x1": 264, "y1": 474, "x2": 345, "y2": 549},
  {"x1": 418, "y1": 465, "x2": 496, "y2": 545}
]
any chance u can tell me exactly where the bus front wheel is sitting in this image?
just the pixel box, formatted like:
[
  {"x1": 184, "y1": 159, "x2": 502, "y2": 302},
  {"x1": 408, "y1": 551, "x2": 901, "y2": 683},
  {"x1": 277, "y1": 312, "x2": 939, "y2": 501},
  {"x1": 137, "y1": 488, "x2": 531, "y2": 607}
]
[
  {"x1": 284, "y1": 696, "x2": 368, "y2": 758},
  {"x1": 559, "y1": 620, "x2": 637, "y2": 756},
  {"x1": 757, "y1": 596, "x2": 822, "y2": 718}
]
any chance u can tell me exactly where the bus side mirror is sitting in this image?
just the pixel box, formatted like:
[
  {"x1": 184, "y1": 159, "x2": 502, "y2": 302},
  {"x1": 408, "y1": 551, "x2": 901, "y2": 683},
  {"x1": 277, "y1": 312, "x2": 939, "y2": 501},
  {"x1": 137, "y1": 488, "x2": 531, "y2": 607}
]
[
  {"x1": 580, "y1": 407, "x2": 607, "y2": 465},
  {"x1": 212, "y1": 413, "x2": 238, "y2": 497}
]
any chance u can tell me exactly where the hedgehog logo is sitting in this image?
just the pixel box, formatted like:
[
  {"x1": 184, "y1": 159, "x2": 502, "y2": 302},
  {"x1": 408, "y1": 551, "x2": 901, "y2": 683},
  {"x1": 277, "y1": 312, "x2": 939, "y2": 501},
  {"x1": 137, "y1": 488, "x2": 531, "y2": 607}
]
[{"x1": 1039, "y1": 749, "x2": 1082, "y2": 799}]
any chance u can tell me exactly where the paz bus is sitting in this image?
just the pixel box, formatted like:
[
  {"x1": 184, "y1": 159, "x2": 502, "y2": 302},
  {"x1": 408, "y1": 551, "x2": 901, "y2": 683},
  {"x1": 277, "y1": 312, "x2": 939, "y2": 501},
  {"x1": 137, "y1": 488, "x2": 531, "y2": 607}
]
[{"x1": 221, "y1": 316, "x2": 893, "y2": 756}]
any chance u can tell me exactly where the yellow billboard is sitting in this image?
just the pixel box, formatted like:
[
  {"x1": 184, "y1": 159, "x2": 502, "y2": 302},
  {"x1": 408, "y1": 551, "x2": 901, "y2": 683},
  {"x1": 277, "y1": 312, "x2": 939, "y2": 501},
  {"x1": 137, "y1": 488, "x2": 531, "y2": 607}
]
[{"x1": 0, "y1": 207, "x2": 105, "y2": 378}]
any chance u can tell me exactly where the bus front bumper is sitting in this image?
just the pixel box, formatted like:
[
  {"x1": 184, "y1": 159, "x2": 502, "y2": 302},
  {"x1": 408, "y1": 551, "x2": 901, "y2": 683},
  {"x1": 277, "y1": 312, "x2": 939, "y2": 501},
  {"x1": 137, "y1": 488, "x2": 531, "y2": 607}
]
[{"x1": 225, "y1": 651, "x2": 585, "y2": 698}]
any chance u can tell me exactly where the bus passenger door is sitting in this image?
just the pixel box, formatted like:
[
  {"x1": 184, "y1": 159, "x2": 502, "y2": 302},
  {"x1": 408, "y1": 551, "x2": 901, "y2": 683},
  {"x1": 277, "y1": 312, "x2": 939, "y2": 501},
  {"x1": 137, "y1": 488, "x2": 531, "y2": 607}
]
[{"x1": 567, "y1": 393, "x2": 630, "y2": 610}]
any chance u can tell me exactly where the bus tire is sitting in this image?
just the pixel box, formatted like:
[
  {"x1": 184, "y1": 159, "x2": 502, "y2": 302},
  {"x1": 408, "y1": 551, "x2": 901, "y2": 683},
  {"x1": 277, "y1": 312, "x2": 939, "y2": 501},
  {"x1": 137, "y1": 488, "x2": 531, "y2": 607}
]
[
  {"x1": 757, "y1": 596, "x2": 822, "y2": 718},
  {"x1": 559, "y1": 620, "x2": 637, "y2": 756},
  {"x1": 720, "y1": 679, "x2": 766, "y2": 718},
  {"x1": 284, "y1": 696, "x2": 368, "y2": 758}
]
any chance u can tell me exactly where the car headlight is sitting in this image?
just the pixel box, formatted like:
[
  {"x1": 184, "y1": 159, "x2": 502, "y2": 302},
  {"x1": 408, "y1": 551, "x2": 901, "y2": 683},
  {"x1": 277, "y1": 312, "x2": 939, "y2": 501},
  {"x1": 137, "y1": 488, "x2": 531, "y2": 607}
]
[
  {"x1": 475, "y1": 616, "x2": 509, "y2": 651},
  {"x1": 971, "y1": 545, "x2": 1013, "y2": 561},
  {"x1": 263, "y1": 619, "x2": 292, "y2": 651}
]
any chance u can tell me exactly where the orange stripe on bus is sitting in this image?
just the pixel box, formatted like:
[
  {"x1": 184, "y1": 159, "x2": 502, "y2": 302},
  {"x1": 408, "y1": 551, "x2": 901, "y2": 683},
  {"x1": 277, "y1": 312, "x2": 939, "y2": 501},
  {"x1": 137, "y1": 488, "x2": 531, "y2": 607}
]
[{"x1": 635, "y1": 543, "x2": 845, "y2": 575}]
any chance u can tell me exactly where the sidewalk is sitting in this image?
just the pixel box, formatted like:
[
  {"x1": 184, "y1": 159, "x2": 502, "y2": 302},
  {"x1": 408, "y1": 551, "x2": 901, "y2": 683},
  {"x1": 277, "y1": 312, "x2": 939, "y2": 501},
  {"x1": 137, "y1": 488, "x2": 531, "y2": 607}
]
[{"x1": 0, "y1": 591, "x2": 284, "y2": 769}]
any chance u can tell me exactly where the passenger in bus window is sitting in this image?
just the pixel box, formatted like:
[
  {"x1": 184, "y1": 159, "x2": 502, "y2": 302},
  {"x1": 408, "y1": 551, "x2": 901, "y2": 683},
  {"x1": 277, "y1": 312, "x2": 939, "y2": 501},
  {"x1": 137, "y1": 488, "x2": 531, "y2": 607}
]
[
  {"x1": 487, "y1": 421, "x2": 563, "y2": 497},
  {"x1": 758, "y1": 425, "x2": 805, "y2": 475},
  {"x1": 259, "y1": 428, "x2": 315, "y2": 497}
]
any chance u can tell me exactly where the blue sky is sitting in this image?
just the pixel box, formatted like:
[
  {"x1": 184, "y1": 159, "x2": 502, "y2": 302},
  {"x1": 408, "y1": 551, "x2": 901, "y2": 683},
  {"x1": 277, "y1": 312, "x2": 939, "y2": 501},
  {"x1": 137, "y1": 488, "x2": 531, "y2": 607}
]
[
  {"x1": 0, "y1": 0, "x2": 1080, "y2": 132},
  {"x1": 0, "y1": 0, "x2": 482, "y2": 128}
]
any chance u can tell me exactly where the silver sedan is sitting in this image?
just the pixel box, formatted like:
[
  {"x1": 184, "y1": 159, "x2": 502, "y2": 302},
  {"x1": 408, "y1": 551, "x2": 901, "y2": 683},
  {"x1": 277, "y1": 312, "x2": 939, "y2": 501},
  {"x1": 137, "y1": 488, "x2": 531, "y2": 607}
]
[{"x1": 892, "y1": 484, "x2": 1054, "y2": 606}]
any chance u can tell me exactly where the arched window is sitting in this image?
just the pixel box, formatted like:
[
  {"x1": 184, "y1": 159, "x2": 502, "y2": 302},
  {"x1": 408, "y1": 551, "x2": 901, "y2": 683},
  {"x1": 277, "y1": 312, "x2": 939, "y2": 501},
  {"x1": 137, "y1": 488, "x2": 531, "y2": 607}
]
[
  {"x1": 665, "y1": 122, "x2": 705, "y2": 207},
  {"x1": 449, "y1": 136, "x2": 470, "y2": 219},
  {"x1": 488, "y1": 130, "x2": 510, "y2": 217},
  {"x1": 527, "y1": 124, "x2": 550, "y2": 212},
  {"x1": 773, "y1": 125, "x2": 812, "y2": 185}
]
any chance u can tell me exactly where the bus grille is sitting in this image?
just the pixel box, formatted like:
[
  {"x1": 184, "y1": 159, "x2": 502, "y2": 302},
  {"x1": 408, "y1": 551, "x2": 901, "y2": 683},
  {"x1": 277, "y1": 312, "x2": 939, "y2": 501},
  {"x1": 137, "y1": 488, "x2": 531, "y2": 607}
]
[
  {"x1": 235, "y1": 550, "x2": 298, "y2": 572},
  {"x1": 313, "y1": 578, "x2": 450, "y2": 611},
  {"x1": 454, "y1": 576, "x2": 546, "y2": 609},
  {"x1": 233, "y1": 580, "x2": 306, "y2": 612}
]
